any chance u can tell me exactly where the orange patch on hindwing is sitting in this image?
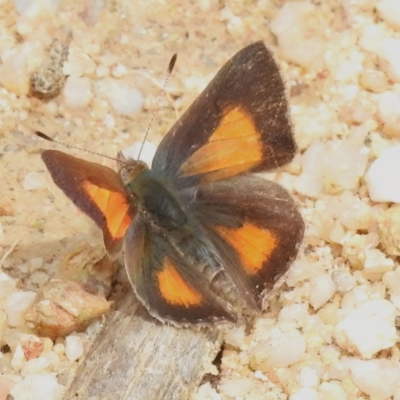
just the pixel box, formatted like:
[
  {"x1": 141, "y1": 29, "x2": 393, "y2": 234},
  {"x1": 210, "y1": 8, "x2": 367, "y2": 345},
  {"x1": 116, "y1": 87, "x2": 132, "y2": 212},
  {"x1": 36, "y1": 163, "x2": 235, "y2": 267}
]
[
  {"x1": 83, "y1": 182, "x2": 131, "y2": 239},
  {"x1": 157, "y1": 258, "x2": 203, "y2": 307},
  {"x1": 216, "y1": 223, "x2": 277, "y2": 274},
  {"x1": 180, "y1": 107, "x2": 262, "y2": 176}
]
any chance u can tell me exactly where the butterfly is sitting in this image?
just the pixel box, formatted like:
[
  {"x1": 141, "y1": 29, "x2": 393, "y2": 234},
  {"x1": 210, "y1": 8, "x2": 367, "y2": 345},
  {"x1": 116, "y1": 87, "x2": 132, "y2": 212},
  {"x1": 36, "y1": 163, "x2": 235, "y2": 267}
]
[{"x1": 38, "y1": 41, "x2": 304, "y2": 325}]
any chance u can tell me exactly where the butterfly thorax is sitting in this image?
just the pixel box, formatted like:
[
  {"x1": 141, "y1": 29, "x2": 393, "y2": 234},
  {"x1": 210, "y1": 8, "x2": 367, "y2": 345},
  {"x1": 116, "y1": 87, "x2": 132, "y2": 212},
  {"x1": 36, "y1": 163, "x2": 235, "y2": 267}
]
[{"x1": 122, "y1": 163, "x2": 188, "y2": 232}]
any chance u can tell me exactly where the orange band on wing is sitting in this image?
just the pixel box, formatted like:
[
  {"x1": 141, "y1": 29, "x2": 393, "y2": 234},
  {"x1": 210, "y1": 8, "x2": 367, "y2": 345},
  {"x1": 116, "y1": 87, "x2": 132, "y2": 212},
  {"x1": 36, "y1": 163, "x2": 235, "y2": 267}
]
[
  {"x1": 157, "y1": 258, "x2": 203, "y2": 307},
  {"x1": 83, "y1": 182, "x2": 132, "y2": 240},
  {"x1": 216, "y1": 223, "x2": 277, "y2": 274},
  {"x1": 212, "y1": 107, "x2": 260, "y2": 140},
  {"x1": 180, "y1": 107, "x2": 262, "y2": 177}
]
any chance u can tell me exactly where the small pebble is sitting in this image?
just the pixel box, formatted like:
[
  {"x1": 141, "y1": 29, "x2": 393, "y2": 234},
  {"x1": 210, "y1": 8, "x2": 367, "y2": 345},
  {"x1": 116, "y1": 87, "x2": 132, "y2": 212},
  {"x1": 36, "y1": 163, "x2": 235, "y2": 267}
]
[
  {"x1": 359, "y1": 69, "x2": 389, "y2": 93},
  {"x1": 65, "y1": 335, "x2": 84, "y2": 362},
  {"x1": 377, "y1": 38, "x2": 400, "y2": 83},
  {"x1": 383, "y1": 271, "x2": 400, "y2": 311},
  {"x1": 295, "y1": 129, "x2": 368, "y2": 197},
  {"x1": 318, "y1": 381, "x2": 347, "y2": 400},
  {"x1": 21, "y1": 334, "x2": 43, "y2": 360},
  {"x1": 359, "y1": 24, "x2": 387, "y2": 54},
  {"x1": 331, "y1": 271, "x2": 356, "y2": 293},
  {"x1": 5, "y1": 291, "x2": 37, "y2": 327},
  {"x1": 29, "y1": 271, "x2": 50, "y2": 286},
  {"x1": 104, "y1": 113, "x2": 115, "y2": 130},
  {"x1": 13, "y1": 0, "x2": 61, "y2": 14},
  {"x1": 11, "y1": 344, "x2": 26, "y2": 372},
  {"x1": 194, "y1": 382, "x2": 220, "y2": 400},
  {"x1": 290, "y1": 387, "x2": 318, "y2": 400},
  {"x1": 334, "y1": 299, "x2": 397, "y2": 358},
  {"x1": 362, "y1": 248, "x2": 394, "y2": 281},
  {"x1": 294, "y1": 141, "x2": 325, "y2": 197},
  {"x1": 339, "y1": 197, "x2": 373, "y2": 231},
  {"x1": 63, "y1": 47, "x2": 96, "y2": 78},
  {"x1": 322, "y1": 138, "x2": 368, "y2": 194},
  {"x1": 299, "y1": 366, "x2": 319, "y2": 387},
  {"x1": 12, "y1": 0, "x2": 32, "y2": 14},
  {"x1": 0, "y1": 42, "x2": 44, "y2": 95},
  {"x1": 349, "y1": 359, "x2": 398, "y2": 400},
  {"x1": 62, "y1": 76, "x2": 92, "y2": 109},
  {"x1": 376, "y1": 90, "x2": 400, "y2": 138},
  {"x1": 21, "y1": 357, "x2": 50, "y2": 375},
  {"x1": 226, "y1": 16, "x2": 244, "y2": 36},
  {"x1": 308, "y1": 273, "x2": 336, "y2": 310},
  {"x1": 224, "y1": 325, "x2": 245, "y2": 349},
  {"x1": 279, "y1": 303, "x2": 309, "y2": 326},
  {"x1": 250, "y1": 330, "x2": 306, "y2": 371},
  {"x1": 218, "y1": 378, "x2": 254, "y2": 397},
  {"x1": 110, "y1": 63, "x2": 127, "y2": 78},
  {"x1": 270, "y1": 2, "x2": 325, "y2": 68},
  {"x1": 94, "y1": 77, "x2": 143, "y2": 115},
  {"x1": 29, "y1": 257, "x2": 43, "y2": 271},
  {"x1": 52, "y1": 343, "x2": 65, "y2": 356},
  {"x1": 377, "y1": 205, "x2": 400, "y2": 256},
  {"x1": 22, "y1": 172, "x2": 46, "y2": 190},
  {"x1": 9, "y1": 373, "x2": 64, "y2": 400},
  {"x1": 365, "y1": 145, "x2": 400, "y2": 202},
  {"x1": 376, "y1": 0, "x2": 400, "y2": 31},
  {"x1": 95, "y1": 64, "x2": 109, "y2": 78}
]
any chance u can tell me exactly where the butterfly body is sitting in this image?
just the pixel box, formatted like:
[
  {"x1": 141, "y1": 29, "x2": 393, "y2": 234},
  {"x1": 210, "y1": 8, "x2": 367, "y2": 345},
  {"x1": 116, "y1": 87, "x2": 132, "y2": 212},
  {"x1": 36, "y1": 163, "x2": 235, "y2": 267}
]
[{"x1": 40, "y1": 41, "x2": 304, "y2": 325}]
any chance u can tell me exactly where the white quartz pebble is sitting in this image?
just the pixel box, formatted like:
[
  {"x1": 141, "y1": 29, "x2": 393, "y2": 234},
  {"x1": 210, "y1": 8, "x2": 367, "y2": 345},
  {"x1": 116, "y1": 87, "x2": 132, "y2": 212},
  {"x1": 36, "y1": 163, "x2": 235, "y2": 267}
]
[
  {"x1": 9, "y1": 373, "x2": 64, "y2": 400},
  {"x1": 377, "y1": 0, "x2": 400, "y2": 31},
  {"x1": 334, "y1": 299, "x2": 397, "y2": 358},
  {"x1": 22, "y1": 172, "x2": 46, "y2": 190},
  {"x1": 377, "y1": 38, "x2": 400, "y2": 83},
  {"x1": 218, "y1": 378, "x2": 254, "y2": 397},
  {"x1": 65, "y1": 335, "x2": 84, "y2": 362},
  {"x1": 290, "y1": 387, "x2": 319, "y2": 400},
  {"x1": 365, "y1": 145, "x2": 400, "y2": 202},
  {"x1": 299, "y1": 366, "x2": 319, "y2": 387},
  {"x1": 250, "y1": 330, "x2": 306, "y2": 371},
  {"x1": 5, "y1": 291, "x2": 37, "y2": 327},
  {"x1": 349, "y1": 359, "x2": 399, "y2": 400},
  {"x1": 270, "y1": 2, "x2": 325, "y2": 68},
  {"x1": 309, "y1": 273, "x2": 336, "y2": 309},
  {"x1": 94, "y1": 77, "x2": 143, "y2": 115},
  {"x1": 63, "y1": 76, "x2": 92, "y2": 109}
]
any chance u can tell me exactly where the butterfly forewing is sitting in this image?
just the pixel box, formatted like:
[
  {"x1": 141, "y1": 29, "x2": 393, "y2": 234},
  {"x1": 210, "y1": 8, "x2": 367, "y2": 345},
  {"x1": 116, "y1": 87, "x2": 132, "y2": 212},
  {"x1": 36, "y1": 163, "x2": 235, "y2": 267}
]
[
  {"x1": 41, "y1": 150, "x2": 135, "y2": 258},
  {"x1": 152, "y1": 41, "x2": 296, "y2": 184}
]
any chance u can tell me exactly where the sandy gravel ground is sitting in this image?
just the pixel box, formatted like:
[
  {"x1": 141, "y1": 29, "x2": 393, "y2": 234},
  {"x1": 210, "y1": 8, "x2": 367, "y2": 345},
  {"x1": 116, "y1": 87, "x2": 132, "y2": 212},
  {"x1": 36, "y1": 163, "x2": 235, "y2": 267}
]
[{"x1": 2, "y1": 0, "x2": 400, "y2": 399}]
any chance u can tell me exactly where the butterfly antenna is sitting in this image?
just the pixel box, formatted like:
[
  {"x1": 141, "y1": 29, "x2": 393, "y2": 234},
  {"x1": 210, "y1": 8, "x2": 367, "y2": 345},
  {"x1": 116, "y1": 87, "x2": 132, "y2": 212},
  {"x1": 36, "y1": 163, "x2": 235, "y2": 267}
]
[
  {"x1": 137, "y1": 53, "x2": 177, "y2": 160},
  {"x1": 35, "y1": 131, "x2": 125, "y2": 164}
]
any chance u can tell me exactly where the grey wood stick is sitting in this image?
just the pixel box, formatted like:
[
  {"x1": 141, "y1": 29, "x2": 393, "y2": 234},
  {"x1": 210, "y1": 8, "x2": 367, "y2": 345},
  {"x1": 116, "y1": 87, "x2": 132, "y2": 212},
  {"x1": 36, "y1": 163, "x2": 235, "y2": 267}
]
[{"x1": 66, "y1": 291, "x2": 222, "y2": 400}]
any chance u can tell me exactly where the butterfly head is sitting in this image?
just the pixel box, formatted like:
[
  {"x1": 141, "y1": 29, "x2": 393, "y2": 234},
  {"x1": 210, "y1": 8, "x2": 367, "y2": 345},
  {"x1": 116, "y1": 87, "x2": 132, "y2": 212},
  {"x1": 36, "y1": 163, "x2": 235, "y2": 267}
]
[{"x1": 117, "y1": 151, "x2": 149, "y2": 187}]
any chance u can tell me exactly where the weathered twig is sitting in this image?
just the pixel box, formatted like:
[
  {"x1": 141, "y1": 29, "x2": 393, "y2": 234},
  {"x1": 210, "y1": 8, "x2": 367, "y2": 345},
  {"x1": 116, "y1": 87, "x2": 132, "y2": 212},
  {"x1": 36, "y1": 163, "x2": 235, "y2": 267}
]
[{"x1": 66, "y1": 291, "x2": 222, "y2": 400}]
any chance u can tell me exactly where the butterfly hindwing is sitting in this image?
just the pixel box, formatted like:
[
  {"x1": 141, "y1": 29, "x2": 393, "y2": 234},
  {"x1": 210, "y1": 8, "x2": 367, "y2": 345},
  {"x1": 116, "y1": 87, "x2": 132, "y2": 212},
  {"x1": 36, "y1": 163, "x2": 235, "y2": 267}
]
[
  {"x1": 152, "y1": 41, "x2": 296, "y2": 184},
  {"x1": 41, "y1": 150, "x2": 135, "y2": 258},
  {"x1": 189, "y1": 174, "x2": 305, "y2": 308},
  {"x1": 123, "y1": 216, "x2": 236, "y2": 324}
]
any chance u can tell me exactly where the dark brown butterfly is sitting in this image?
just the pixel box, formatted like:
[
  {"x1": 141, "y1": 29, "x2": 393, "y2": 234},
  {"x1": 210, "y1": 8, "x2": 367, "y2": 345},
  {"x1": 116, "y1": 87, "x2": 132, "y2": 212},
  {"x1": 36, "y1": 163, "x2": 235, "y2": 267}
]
[{"x1": 39, "y1": 41, "x2": 304, "y2": 325}]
